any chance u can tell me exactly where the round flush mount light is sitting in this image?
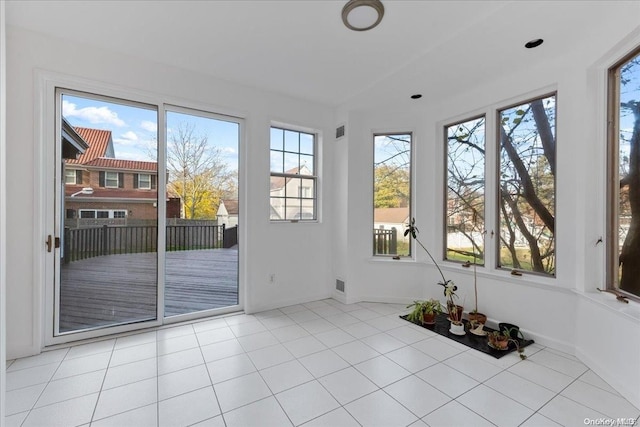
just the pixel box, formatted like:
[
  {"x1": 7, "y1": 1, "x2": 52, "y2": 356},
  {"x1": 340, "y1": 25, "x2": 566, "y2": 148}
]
[
  {"x1": 410, "y1": 94, "x2": 422, "y2": 99},
  {"x1": 342, "y1": 0, "x2": 385, "y2": 32},
  {"x1": 525, "y1": 38, "x2": 544, "y2": 49}
]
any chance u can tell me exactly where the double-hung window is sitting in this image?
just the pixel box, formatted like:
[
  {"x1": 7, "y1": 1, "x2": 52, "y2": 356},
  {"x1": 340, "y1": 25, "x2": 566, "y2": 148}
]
[
  {"x1": 608, "y1": 46, "x2": 640, "y2": 300},
  {"x1": 105, "y1": 171, "x2": 119, "y2": 188},
  {"x1": 270, "y1": 126, "x2": 317, "y2": 221},
  {"x1": 138, "y1": 173, "x2": 151, "y2": 189}
]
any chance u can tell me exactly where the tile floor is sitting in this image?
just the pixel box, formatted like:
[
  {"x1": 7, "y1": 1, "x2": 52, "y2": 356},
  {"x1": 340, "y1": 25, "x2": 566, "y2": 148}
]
[{"x1": 5, "y1": 299, "x2": 640, "y2": 427}]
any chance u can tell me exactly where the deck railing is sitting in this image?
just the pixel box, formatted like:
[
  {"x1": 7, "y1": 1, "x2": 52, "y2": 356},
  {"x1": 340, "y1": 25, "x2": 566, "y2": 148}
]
[
  {"x1": 63, "y1": 224, "x2": 227, "y2": 263},
  {"x1": 373, "y1": 227, "x2": 397, "y2": 255}
]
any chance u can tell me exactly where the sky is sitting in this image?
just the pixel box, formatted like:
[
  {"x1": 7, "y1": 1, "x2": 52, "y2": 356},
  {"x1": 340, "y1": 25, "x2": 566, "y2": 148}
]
[{"x1": 62, "y1": 93, "x2": 239, "y2": 171}]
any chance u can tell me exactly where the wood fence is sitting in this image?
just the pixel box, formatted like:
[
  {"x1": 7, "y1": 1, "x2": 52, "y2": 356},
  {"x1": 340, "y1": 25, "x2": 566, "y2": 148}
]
[
  {"x1": 374, "y1": 227, "x2": 397, "y2": 255},
  {"x1": 63, "y1": 224, "x2": 237, "y2": 263}
]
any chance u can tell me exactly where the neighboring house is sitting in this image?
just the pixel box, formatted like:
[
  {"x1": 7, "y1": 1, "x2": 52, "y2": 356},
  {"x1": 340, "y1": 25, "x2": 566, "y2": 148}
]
[
  {"x1": 374, "y1": 206, "x2": 410, "y2": 242},
  {"x1": 269, "y1": 165, "x2": 315, "y2": 220},
  {"x1": 216, "y1": 199, "x2": 238, "y2": 228},
  {"x1": 64, "y1": 126, "x2": 180, "y2": 226}
]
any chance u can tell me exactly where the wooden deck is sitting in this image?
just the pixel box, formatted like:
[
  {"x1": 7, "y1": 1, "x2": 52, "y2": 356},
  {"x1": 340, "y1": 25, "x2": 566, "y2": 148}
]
[{"x1": 59, "y1": 248, "x2": 238, "y2": 333}]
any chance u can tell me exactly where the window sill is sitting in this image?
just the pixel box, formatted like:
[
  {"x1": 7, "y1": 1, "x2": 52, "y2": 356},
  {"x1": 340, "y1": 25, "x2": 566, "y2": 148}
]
[{"x1": 574, "y1": 289, "x2": 640, "y2": 323}]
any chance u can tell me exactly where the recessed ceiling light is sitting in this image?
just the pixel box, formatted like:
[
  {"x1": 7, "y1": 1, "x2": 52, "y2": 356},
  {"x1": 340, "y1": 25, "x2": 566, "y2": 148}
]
[
  {"x1": 342, "y1": 0, "x2": 385, "y2": 32},
  {"x1": 525, "y1": 39, "x2": 544, "y2": 49},
  {"x1": 411, "y1": 94, "x2": 422, "y2": 99}
]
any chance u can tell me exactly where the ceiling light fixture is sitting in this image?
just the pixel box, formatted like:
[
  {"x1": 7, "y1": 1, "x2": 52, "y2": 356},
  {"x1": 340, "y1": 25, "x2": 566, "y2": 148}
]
[
  {"x1": 525, "y1": 38, "x2": 544, "y2": 49},
  {"x1": 410, "y1": 94, "x2": 422, "y2": 99},
  {"x1": 342, "y1": 0, "x2": 385, "y2": 32}
]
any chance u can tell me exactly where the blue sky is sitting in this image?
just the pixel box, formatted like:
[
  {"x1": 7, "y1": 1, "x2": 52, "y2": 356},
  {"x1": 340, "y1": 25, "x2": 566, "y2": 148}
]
[{"x1": 62, "y1": 94, "x2": 239, "y2": 171}]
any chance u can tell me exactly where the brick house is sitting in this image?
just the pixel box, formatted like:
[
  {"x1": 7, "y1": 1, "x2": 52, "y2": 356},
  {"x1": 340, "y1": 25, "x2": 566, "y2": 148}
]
[{"x1": 64, "y1": 126, "x2": 180, "y2": 226}]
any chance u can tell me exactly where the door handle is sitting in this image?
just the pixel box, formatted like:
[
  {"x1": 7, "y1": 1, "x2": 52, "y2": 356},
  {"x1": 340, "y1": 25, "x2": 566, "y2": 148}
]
[{"x1": 46, "y1": 235, "x2": 60, "y2": 252}]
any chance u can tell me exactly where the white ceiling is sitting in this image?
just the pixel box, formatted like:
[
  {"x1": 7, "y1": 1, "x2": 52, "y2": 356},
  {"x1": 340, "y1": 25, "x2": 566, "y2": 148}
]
[{"x1": 6, "y1": 1, "x2": 640, "y2": 108}]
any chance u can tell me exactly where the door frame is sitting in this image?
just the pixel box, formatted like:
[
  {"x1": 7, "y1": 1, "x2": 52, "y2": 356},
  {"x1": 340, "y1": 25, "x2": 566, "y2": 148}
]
[{"x1": 37, "y1": 72, "x2": 245, "y2": 347}]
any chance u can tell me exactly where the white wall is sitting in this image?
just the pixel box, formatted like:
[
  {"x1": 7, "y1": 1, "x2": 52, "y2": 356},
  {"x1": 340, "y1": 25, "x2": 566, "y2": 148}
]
[
  {"x1": 335, "y1": 15, "x2": 640, "y2": 408},
  {"x1": 1, "y1": 1, "x2": 7, "y2": 423},
  {"x1": 5, "y1": 26, "x2": 334, "y2": 358}
]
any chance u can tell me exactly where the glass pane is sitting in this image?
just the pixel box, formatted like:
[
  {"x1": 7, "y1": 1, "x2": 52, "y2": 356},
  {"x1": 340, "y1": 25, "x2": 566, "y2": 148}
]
[
  {"x1": 300, "y1": 133, "x2": 314, "y2": 155},
  {"x1": 373, "y1": 134, "x2": 411, "y2": 256},
  {"x1": 165, "y1": 110, "x2": 240, "y2": 316},
  {"x1": 270, "y1": 197, "x2": 285, "y2": 220},
  {"x1": 446, "y1": 117, "x2": 485, "y2": 265},
  {"x1": 284, "y1": 152, "x2": 299, "y2": 173},
  {"x1": 270, "y1": 150, "x2": 284, "y2": 173},
  {"x1": 60, "y1": 93, "x2": 158, "y2": 333},
  {"x1": 299, "y1": 178, "x2": 315, "y2": 199},
  {"x1": 616, "y1": 51, "x2": 640, "y2": 296},
  {"x1": 284, "y1": 130, "x2": 299, "y2": 152},
  {"x1": 300, "y1": 155, "x2": 314, "y2": 175},
  {"x1": 499, "y1": 95, "x2": 556, "y2": 275},
  {"x1": 270, "y1": 127, "x2": 283, "y2": 151},
  {"x1": 285, "y1": 199, "x2": 302, "y2": 220}
]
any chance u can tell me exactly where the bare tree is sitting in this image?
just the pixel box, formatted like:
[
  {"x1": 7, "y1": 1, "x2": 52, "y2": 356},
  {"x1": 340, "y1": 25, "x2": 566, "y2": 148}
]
[{"x1": 167, "y1": 122, "x2": 235, "y2": 219}]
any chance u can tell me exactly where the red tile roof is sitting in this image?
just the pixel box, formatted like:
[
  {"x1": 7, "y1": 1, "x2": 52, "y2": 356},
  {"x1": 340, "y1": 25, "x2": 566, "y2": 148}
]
[
  {"x1": 374, "y1": 207, "x2": 410, "y2": 224},
  {"x1": 84, "y1": 157, "x2": 157, "y2": 172},
  {"x1": 66, "y1": 127, "x2": 113, "y2": 165}
]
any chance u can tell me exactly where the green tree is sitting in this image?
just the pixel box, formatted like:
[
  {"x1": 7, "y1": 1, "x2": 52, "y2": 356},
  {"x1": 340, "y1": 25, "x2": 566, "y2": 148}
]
[{"x1": 374, "y1": 164, "x2": 409, "y2": 208}]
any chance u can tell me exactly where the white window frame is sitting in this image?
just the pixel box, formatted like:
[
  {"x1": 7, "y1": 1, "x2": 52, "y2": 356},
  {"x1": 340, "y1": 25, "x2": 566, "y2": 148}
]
[
  {"x1": 104, "y1": 171, "x2": 119, "y2": 188},
  {"x1": 269, "y1": 124, "x2": 319, "y2": 222},
  {"x1": 437, "y1": 86, "x2": 558, "y2": 286},
  {"x1": 65, "y1": 169, "x2": 77, "y2": 184},
  {"x1": 138, "y1": 173, "x2": 151, "y2": 189}
]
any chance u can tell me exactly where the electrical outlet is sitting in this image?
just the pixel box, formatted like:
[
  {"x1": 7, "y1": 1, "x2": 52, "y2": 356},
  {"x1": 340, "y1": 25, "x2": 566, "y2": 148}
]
[{"x1": 269, "y1": 273, "x2": 276, "y2": 284}]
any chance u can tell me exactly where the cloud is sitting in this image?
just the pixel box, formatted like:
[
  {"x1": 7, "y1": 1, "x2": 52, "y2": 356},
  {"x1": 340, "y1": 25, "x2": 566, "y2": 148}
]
[
  {"x1": 221, "y1": 147, "x2": 237, "y2": 155},
  {"x1": 140, "y1": 121, "x2": 157, "y2": 132},
  {"x1": 121, "y1": 131, "x2": 139, "y2": 141},
  {"x1": 62, "y1": 100, "x2": 125, "y2": 127}
]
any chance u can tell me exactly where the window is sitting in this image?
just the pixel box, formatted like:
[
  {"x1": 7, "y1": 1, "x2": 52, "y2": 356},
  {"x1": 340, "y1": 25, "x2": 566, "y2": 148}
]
[
  {"x1": 65, "y1": 169, "x2": 79, "y2": 184},
  {"x1": 78, "y1": 209, "x2": 127, "y2": 219},
  {"x1": 79, "y1": 210, "x2": 95, "y2": 219},
  {"x1": 270, "y1": 127, "x2": 317, "y2": 221},
  {"x1": 498, "y1": 94, "x2": 556, "y2": 275},
  {"x1": 608, "y1": 47, "x2": 640, "y2": 299},
  {"x1": 138, "y1": 173, "x2": 151, "y2": 189},
  {"x1": 445, "y1": 117, "x2": 485, "y2": 264},
  {"x1": 373, "y1": 133, "x2": 411, "y2": 256},
  {"x1": 105, "y1": 172, "x2": 119, "y2": 188}
]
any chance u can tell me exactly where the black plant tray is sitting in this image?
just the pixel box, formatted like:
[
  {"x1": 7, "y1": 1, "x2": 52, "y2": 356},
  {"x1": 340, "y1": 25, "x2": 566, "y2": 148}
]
[{"x1": 400, "y1": 313, "x2": 534, "y2": 359}]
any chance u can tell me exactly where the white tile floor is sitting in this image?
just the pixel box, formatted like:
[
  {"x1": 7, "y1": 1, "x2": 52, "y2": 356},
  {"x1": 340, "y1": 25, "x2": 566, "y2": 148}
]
[{"x1": 5, "y1": 299, "x2": 640, "y2": 427}]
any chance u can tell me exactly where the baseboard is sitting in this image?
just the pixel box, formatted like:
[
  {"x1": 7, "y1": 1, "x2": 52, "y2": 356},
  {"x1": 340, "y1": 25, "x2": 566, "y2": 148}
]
[
  {"x1": 576, "y1": 347, "x2": 640, "y2": 411},
  {"x1": 245, "y1": 292, "x2": 332, "y2": 314},
  {"x1": 6, "y1": 343, "x2": 41, "y2": 360}
]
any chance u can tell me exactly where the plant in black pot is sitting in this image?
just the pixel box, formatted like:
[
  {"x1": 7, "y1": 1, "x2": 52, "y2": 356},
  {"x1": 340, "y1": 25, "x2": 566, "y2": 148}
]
[
  {"x1": 406, "y1": 299, "x2": 444, "y2": 325},
  {"x1": 405, "y1": 218, "x2": 464, "y2": 335}
]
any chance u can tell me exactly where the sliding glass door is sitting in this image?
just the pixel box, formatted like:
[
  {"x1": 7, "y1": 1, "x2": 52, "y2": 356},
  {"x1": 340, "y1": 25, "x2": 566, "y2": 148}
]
[
  {"x1": 48, "y1": 87, "x2": 242, "y2": 343},
  {"x1": 164, "y1": 107, "x2": 240, "y2": 318}
]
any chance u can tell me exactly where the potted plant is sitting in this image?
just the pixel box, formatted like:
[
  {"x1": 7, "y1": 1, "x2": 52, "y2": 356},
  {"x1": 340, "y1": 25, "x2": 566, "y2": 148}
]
[
  {"x1": 406, "y1": 299, "x2": 443, "y2": 325},
  {"x1": 405, "y1": 218, "x2": 464, "y2": 335},
  {"x1": 487, "y1": 328, "x2": 527, "y2": 360}
]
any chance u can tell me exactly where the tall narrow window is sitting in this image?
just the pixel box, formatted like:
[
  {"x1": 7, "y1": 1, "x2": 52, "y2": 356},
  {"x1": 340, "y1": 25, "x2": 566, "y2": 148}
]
[
  {"x1": 609, "y1": 47, "x2": 640, "y2": 299},
  {"x1": 373, "y1": 133, "x2": 411, "y2": 256},
  {"x1": 270, "y1": 127, "x2": 317, "y2": 221},
  {"x1": 498, "y1": 94, "x2": 556, "y2": 275},
  {"x1": 445, "y1": 116, "x2": 485, "y2": 264}
]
